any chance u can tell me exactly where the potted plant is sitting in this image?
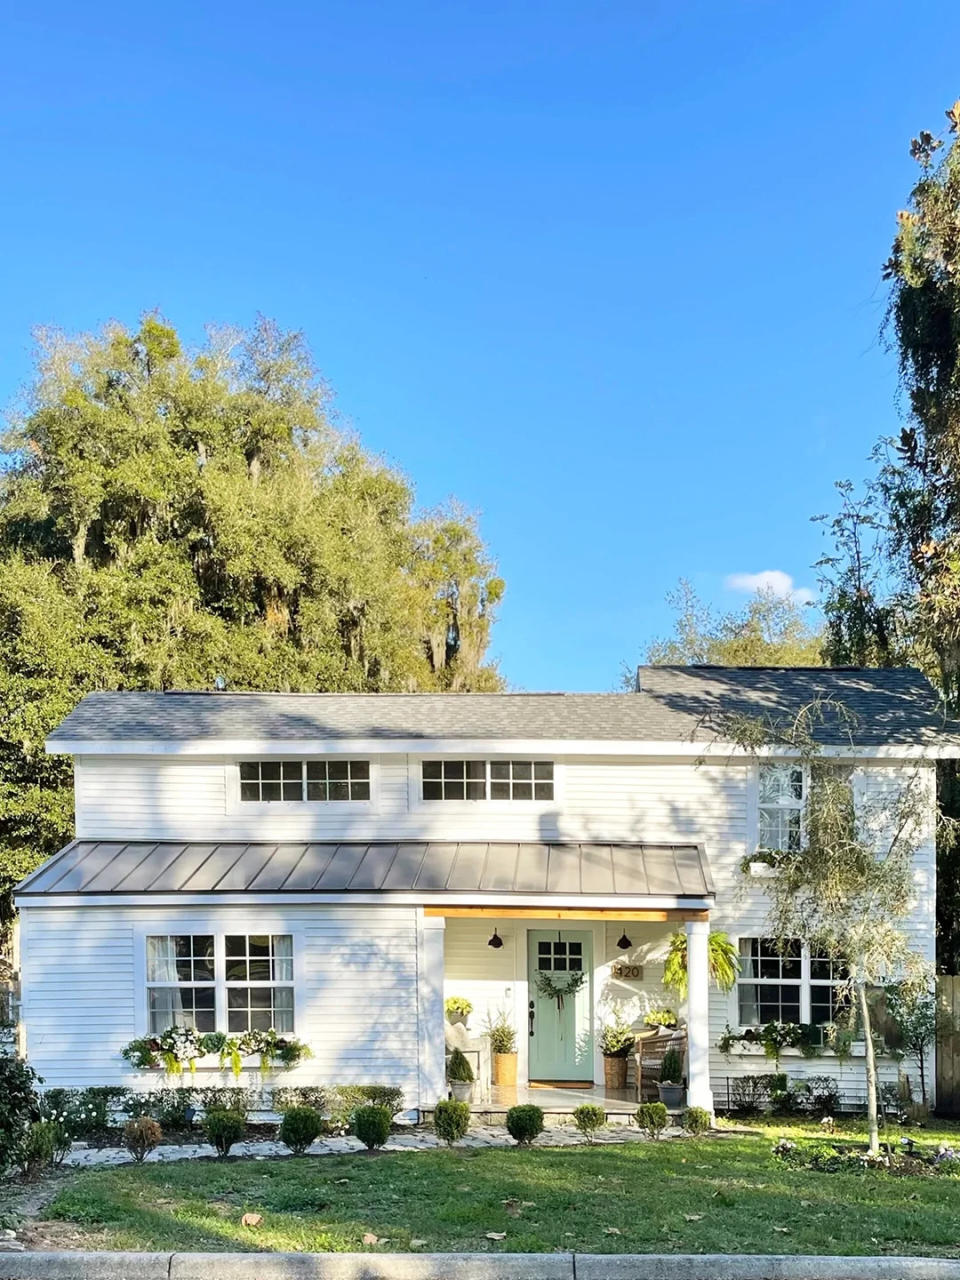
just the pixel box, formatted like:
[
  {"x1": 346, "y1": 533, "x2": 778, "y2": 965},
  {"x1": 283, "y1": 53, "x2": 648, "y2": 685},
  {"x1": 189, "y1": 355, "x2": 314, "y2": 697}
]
[
  {"x1": 657, "y1": 1046, "x2": 685, "y2": 1109},
  {"x1": 445, "y1": 996, "x2": 473, "y2": 1026},
  {"x1": 486, "y1": 1011, "x2": 518, "y2": 1088},
  {"x1": 446, "y1": 1047, "x2": 474, "y2": 1101},
  {"x1": 599, "y1": 1011, "x2": 635, "y2": 1090},
  {"x1": 642, "y1": 1008, "x2": 678, "y2": 1029}
]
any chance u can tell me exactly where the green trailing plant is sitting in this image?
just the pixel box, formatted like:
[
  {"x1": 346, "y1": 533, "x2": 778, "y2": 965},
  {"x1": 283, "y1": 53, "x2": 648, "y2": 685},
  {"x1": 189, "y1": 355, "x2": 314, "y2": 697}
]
[
  {"x1": 572, "y1": 1103, "x2": 606, "y2": 1141},
  {"x1": 506, "y1": 1104, "x2": 544, "y2": 1146},
  {"x1": 123, "y1": 1117, "x2": 162, "y2": 1164},
  {"x1": 718, "y1": 1021, "x2": 820, "y2": 1067},
  {"x1": 681, "y1": 1106, "x2": 712, "y2": 1135},
  {"x1": 635, "y1": 1102, "x2": 668, "y2": 1139},
  {"x1": 446, "y1": 1048, "x2": 474, "y2": 1083},
  {"x1": 643, "y1": 1008, "x2": 678, "y2": 1029},
  {"x1": 120, "y1": 1028, "x2": 311, "y2": 1079},
  {"x1": 433, "y1": 1099, "x2": 470, "y2": 1146},
  {"x1": 444, "y1": 996, "x2": 473, "y2": 1021},
  {"x1": 352, "y1": 1105, "x2": 392, "y2": 1151},
  {"x1": 0, "y1": 1058, "x2": 41, "y2": 1178},
  {"x1": 203, "y1": 1108, "x2": 246, "y2": 1158},
  {"x1": 485, "y1": 1011, "x2": 517, "y2": 1054},
  {"x1": 663, "y1": 930, "x2": 739, "y2": 1000},
  {"x1": 599, "y1": 1011, "x2": 635, "y2": 1058},
  {"x1": 278, "y1": 1106, "x2": 323, "y2": 1155},
  {"x1": 660, "y1": 1047, "x2": 683, "y2": 1085}
]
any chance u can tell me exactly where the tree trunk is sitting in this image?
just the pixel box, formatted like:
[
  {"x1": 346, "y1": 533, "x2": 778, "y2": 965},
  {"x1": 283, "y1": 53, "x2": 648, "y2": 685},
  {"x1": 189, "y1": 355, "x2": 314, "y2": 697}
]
[{"x1": 857, "y1": 982, "x2": 880, "y2": 1155}]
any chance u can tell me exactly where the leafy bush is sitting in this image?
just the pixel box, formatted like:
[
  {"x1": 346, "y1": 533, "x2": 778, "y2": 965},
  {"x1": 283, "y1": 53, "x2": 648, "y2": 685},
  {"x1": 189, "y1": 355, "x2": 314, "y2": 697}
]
[
  {"x1": 278, "y1": 1106, "x2": 323, "y2": 1155},
  {"x1": 433, "y1": 1099, "x2": 470, "y2": 1146},
  {"x1": 447, "y1": 1049, "x2": 474, "y2": 1083},
  {"x1": 42, "y1": 1086, "x2": 129, "y2": 1143},
  {"x1": 681, "y1": 1106, "x2": 712, "y2": 1135},
  {"x1": 728, "y1": 1074, "x2": 774, "y2": 1115},
  {"x1": 572, "y1": 1103, "x2": 606, "y2": 1140},
  {"x1": 635, "y1": 1102, "x2": 669, "y2": 1139},
  {"x1": 203, "y1": 1108, "x2": 246, "y2": 1158},
  {"x1": 506, "y1": 1104, "x2": 544, "y2": 1145},
  {"x1": 273, "y1": 1086, "x2": 328, "y2": 1114},
  {"x1": 769, "y1": 1074, "x2": 804, "y2": 1116},
  {"x1": 660, "y1": 1047, "x2": 684, "y2": 1084},
  {"x1": 124, "y1": 1117, "x2": 162, "y2": 1164},
  {"x1": 327, "y1": 1085, "x2": 404, "y2": 1133},
  {"x1": 0, "y1": 1058, "x2": 42, "y2": 1177},
  {"x1": 800, "y1": 1075, "x2": 840, "y2": 1117},
  {"x1": 353, "y1": 1104, "x2": 392, "y2": 1150},
  {"x1": 126, "y1": 1088, "x2": 198, "y2": 1131},
  {"x1": 196, "y1": 1087, "x2": 251, "y2": 1118},
  {"x1": 18, "y1": 1120, "x2": 60, "y2": 1179}
]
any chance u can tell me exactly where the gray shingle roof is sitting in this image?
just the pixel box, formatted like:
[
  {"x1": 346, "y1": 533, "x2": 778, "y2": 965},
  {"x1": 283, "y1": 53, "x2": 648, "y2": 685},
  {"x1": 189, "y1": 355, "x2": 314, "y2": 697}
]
[
  {"x1": 15, "y1": 840, "x2": 714, "y2": 900},
  {"x1": 46, "y1": 667, "x2": 957, "y2": 748}
]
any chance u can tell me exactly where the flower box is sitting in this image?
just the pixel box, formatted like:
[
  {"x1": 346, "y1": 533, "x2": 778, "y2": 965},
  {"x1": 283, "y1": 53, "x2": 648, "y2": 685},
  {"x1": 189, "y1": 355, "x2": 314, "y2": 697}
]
[{"x1": 747, "y1": 861, "x2": 779, "y2": 878}]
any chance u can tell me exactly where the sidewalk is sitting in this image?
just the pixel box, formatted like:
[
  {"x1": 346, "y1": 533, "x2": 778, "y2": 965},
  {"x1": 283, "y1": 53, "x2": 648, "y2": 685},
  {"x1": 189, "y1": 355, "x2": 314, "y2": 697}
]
[{"x1": 4, "y1": 1251, "x2": 960, "y2": 1280}]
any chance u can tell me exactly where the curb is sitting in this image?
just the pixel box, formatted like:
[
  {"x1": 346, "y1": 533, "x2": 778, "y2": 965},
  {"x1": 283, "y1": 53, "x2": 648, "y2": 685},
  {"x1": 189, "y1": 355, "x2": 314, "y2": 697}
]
[{"x1": 4, "y1": 1254, "x2": 960, "y2": 1280}]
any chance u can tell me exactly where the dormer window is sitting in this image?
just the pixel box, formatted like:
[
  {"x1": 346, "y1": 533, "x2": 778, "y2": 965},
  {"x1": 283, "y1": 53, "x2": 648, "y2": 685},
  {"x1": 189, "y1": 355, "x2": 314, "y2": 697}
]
[
  {"x1": 239, "y1": 760, "x2": 370, "y2": 802},
  {"x1": 421, "y1": 760, "x2": 554, "y2": 801}
]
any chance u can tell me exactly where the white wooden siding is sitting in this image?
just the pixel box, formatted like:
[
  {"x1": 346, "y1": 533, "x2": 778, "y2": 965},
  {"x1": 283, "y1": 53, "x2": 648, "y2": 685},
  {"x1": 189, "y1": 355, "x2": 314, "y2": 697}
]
[{"x1": 19, "y1": 904, "x2": 423, "y2": 1103}]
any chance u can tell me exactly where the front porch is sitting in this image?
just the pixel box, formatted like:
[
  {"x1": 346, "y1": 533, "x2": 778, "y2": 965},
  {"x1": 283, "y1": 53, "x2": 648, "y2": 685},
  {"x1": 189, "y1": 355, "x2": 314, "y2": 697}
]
[{"x1": 428, "y1": 901, "x2": 715, "y2": 1113}]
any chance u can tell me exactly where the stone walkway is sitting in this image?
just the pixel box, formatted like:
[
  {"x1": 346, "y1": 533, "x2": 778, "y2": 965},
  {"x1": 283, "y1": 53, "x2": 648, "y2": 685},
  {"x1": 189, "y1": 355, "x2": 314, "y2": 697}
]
[{"x1": 63, "y1": 1120, "x2": 666, "y2": 1168}]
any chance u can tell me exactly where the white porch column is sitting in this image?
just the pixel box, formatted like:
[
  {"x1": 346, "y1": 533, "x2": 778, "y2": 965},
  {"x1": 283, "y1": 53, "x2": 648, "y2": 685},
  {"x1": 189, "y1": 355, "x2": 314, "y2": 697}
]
[
  {"x1": 417, "y1": 912, "x2": 447, "y2": 1110},
  {"x1": 685, "y1": 917, "x2": 714, "y2": 1114}
]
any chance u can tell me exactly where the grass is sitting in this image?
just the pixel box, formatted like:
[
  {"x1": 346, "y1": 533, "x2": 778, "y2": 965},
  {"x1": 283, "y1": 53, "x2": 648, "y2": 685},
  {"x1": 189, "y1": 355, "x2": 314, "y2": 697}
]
[{"x1": 35, "y1": 1118, "x2": 960, "y2": 1256}]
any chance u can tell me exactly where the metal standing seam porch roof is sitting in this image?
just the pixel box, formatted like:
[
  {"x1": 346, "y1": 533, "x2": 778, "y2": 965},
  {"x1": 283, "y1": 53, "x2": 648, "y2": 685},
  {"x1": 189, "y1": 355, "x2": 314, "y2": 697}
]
[{"x1": 14, "y1": 840, "x2": 715, "y2": 901}]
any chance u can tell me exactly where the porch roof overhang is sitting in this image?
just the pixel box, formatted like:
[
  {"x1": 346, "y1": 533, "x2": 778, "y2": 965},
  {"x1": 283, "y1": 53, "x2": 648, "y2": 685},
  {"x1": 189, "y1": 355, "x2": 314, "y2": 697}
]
[{"x1": 14, "y1": 839, "x2": 715, "y2": 911}]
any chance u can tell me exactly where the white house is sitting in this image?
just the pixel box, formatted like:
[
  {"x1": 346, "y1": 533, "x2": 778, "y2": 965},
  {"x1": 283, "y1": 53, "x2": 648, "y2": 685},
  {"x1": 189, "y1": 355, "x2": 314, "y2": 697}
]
[{"x1": 13, "y1": 666, "x2": 956, "y2": 1114}]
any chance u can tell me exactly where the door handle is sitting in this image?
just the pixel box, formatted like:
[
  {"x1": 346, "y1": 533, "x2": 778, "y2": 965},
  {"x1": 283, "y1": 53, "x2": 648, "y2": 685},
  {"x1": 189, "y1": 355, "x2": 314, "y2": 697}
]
[{"x1": 528, "y1": 1000, "x2": 535, "y2": 1037}]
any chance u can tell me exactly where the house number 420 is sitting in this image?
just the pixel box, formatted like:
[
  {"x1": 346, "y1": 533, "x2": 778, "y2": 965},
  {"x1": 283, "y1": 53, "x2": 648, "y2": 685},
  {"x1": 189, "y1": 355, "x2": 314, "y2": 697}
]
[{"x1": 612, "y1": 963, "x2": 643, "y2": 979}]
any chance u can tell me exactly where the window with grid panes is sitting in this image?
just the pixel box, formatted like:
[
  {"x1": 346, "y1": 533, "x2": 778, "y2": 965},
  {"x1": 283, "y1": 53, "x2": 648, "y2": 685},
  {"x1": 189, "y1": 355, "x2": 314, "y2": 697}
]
[
  {"x1": 224, "y1": 934, "x2": 294, "y2": 1033},
  {"x1": 810, "y1": 953, "x2": 849, "y2": 1028},
  {"x1": 421, "y1": 760, "x2": 554, "y2": 801},
  {"x1": 239, "y1": 760, "x2": 369, "y2": 802},
  {"x1": 758, "y1": 763, "x2": 804, "y2": 852},
  {"x1": 536, "y1": 938, "x2": 583, "y2": 973},
  {"x1": 146, "y1": 935, "x2": 216, "y2": 1033},
  {"x1": 736, "y1": 937, "x2": 802, "y2": 1025}
]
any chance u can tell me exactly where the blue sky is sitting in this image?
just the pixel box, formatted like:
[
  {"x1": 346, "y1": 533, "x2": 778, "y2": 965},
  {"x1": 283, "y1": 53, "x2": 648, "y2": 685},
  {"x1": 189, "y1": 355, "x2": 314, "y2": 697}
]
[{"x1": 1, "y1": 2, "x2": 958, "y2": 691}]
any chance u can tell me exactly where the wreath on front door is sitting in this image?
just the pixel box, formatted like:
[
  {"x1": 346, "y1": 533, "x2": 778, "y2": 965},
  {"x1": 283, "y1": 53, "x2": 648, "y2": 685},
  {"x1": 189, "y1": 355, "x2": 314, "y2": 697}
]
[{"x1": 534, "y1": 968, "x2": 587, "y2": 1015}]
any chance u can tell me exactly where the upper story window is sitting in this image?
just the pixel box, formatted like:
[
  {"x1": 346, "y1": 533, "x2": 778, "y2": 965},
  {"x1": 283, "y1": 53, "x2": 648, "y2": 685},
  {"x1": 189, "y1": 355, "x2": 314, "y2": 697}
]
[
  {"x1": 421, "y1": 760, "x2": 554, "y2": 802},
  {"x1": 758, "y1": 763, "x2": 804, "y2": 852},
  {"x1": 239, "y1": 760, "x2": 370, "y2": 802}
]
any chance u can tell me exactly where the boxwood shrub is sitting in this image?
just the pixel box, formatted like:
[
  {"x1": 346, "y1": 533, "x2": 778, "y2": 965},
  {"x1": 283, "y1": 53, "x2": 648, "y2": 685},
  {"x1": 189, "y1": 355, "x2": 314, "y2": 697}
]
[{"x1": 506, "y1": 1104, "x2": 544, "y2": 1145}]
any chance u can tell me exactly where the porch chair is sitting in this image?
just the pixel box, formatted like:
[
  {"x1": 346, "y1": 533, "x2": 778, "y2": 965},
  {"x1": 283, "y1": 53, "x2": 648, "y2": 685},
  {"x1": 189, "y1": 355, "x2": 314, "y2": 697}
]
[{"x1": 633, "y1": 1025, "x2": 687, "y2": 1102}]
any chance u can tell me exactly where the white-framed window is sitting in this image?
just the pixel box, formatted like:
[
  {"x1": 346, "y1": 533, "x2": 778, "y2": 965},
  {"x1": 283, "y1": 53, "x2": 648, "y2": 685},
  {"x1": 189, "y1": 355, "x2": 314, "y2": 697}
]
[
  {"x1": 758, "y1": 763, "x2": 804, "y2": 852},
  {"x1": 421, "y1": 760, "x2": 554, "y2": 802},
  {"x1": 143, "y1": 933, "x2": 295, "y2": 1036},
  {"x1": 225, "y1": 934, "x2": 294, "y2": 1033},
  {"x1": 736, "y1": 937, "x2": 802, "y2": 1025},
  {"x1": 810, "y1": 953, "x2": 849, "y2": 1028},
  {"x1": 145, "y1": 935, "x2": 216, "y2": 1034},
  {"x1": 239, "y1": 760, "x2": 370, "y2": 802}
]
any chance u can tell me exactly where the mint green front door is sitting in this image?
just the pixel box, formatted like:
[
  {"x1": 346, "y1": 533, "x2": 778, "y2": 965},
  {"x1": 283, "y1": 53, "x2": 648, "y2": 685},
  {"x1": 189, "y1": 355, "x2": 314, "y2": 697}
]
[{"x1": 527, "y1": 930, "x2": 593, "y2": 1082}]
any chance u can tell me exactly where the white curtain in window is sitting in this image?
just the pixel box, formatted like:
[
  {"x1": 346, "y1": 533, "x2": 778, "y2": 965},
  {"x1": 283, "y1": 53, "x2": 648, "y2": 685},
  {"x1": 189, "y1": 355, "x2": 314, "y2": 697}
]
[{"x1": 146, "y1": 936, "x2": 178, "y2": 983}]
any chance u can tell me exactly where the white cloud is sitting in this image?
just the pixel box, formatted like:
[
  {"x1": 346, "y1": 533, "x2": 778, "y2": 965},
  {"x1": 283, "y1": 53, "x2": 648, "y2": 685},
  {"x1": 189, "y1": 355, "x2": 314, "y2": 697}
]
[{"x1": 724, "y1": 569, "x2": 815, "y2": 606}]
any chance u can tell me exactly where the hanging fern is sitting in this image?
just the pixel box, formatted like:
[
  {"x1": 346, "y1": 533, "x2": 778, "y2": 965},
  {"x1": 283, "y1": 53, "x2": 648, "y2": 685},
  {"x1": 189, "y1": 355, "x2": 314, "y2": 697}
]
[{"x1": 662, "y1": 930, "x2": 739, "y2": 1000}]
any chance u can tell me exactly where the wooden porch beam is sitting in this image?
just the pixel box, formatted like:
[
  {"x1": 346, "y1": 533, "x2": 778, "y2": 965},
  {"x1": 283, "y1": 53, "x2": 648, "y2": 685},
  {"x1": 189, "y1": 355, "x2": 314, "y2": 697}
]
[{"x1": 422, "y1": 906, "x2": 710, "y2": 921}]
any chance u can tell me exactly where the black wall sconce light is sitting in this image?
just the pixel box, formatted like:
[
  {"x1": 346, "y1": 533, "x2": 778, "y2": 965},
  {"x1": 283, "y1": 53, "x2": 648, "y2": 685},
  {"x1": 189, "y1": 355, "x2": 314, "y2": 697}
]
[
  {"x1": 616, "y1": 932, "x2": 633, "y2": 951},
  {"x1": 487, "y1": 928, "x2": 504, "y2": 949}
]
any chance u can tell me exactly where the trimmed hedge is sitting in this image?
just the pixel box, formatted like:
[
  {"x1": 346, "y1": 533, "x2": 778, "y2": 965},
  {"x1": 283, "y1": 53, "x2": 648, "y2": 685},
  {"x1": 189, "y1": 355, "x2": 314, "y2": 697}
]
[
  {"x1": 353, "y1": 1104, "x2": 392, "y2": 1150},
  {"x1": 434, "y1": 1099, "x2": 470, "y2": 1146},
  {"x1": 506, "y1": 1104, "x2": 544, "y2": 1145}
]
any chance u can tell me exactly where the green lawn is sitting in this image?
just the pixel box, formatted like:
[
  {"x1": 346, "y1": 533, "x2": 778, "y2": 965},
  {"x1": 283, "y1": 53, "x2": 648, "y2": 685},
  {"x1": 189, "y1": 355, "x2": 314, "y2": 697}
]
[{"x1": 35, "y1": 1120, "x2": 960, "y2": 1256}]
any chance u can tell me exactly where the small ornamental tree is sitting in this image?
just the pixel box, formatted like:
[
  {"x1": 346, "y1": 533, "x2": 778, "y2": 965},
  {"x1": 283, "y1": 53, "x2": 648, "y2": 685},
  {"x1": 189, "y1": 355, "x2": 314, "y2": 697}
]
[{"x1": 725, "y1": 700, "x2": 931, "y2": 1155}]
